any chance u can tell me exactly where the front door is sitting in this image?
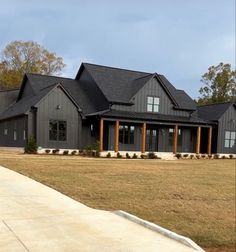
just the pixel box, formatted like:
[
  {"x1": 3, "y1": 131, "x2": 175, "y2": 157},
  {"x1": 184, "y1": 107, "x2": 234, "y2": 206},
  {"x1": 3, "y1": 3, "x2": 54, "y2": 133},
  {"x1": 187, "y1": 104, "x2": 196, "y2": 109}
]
[{"x1": 146, "y1": 129, "x2": 158, "y2": 152}]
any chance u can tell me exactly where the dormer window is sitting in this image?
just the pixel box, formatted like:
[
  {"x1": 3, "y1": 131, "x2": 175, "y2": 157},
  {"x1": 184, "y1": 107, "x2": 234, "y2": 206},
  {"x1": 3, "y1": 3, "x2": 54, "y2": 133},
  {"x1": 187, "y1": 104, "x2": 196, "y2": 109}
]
[{"x1": 147, "y1": 96, "x2": 159, "y2": 112}]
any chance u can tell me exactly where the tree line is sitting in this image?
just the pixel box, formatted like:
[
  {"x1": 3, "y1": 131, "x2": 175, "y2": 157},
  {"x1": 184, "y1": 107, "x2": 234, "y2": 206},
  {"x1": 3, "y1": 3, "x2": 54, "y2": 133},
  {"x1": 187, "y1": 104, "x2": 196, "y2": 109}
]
[{"x1": 0, "y1": 40, "x2": 235, "y2": 105}]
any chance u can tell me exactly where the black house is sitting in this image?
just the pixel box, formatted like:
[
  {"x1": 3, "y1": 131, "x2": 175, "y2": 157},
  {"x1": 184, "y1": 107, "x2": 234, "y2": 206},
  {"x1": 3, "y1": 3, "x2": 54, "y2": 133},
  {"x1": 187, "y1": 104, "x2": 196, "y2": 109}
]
[{"x1": 0, "y1": 63, "x2": 235, "y2": 154}]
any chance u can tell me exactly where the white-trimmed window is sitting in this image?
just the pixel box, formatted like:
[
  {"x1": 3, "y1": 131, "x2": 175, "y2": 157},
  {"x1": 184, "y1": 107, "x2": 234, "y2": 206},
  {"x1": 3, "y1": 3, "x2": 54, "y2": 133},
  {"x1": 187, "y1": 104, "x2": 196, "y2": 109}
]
[
  {"x1": 224, "y1": 131, "x2": 235, "y2": 148},
  {"x1": 147, "y1": 96, "x2": 160, "y2": 112},
  {"x1": 4, "y1": 129, "x2": 8, "y2": 135}
]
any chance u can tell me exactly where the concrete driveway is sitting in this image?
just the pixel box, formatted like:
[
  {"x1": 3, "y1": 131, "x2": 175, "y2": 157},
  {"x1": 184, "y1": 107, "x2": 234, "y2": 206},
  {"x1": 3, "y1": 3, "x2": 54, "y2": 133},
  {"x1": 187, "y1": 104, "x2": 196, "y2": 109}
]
[{"x1": 0, "y1": 165, "x2": 203, "y2": 252}]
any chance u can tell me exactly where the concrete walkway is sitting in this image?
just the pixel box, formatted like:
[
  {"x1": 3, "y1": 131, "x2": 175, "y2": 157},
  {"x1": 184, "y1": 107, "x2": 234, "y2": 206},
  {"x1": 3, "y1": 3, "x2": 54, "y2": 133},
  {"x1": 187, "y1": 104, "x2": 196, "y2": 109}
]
[{"x1": 0, "y1": 166, "x2": 202, "y2": 252}]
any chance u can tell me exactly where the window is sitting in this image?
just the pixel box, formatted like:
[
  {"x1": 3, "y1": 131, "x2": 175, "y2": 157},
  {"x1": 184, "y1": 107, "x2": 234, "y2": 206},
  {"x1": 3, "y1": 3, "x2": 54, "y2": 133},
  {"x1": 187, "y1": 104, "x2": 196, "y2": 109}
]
[
  {"x1": 224, "y1": 131, "x2": 235, "y2": 148},
  {"x1": 119, "y1": 125, "x2": 135, "y2": 144},
  {"x1": 49, "y1": 120, "x2": 67, "y2": 141},
  {"x1": 23, "y1": 130, "x2": 26, "y2": 140},
  {"x1": 13, "y1": 131, "x2": 17, "y2": 141},
  {"x1": 168, "y1": 128, "x2": 182, "y2": 146},
  {"x1": 4, "y1": 129, "x2": 8, "y2": 135},
  {"x1": 147, "y1": 96, "x2": 160, "y2": 112}
]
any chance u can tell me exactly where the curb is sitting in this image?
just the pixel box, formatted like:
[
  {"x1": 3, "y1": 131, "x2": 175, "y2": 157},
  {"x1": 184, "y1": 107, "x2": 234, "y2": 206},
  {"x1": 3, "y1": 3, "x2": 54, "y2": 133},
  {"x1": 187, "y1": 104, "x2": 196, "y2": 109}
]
[{"x1": 114, "y1": 210, "x2": 205, "y2": 252}]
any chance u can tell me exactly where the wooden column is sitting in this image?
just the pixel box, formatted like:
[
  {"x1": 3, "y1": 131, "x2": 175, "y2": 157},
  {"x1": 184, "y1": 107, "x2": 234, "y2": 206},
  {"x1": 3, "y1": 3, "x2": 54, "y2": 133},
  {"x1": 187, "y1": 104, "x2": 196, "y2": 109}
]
[
  {"x1": 114, "y1": 121, "x2": 119, "y2": 152},
  {"x1": 99, "y1": 119, "x2": 104, "y2": 152},
  {"x1": 173, "y1": 125, "x2": 178, "y2": 154},
  {"x1": 207, "y1": 127, "x2": 212, "y2": 155},
  {"x1": 141, "y1": 123, "x2": 146, "y2": 153},
  {"x1": 196, "y1": 126, "x2": 201, "y2": 154}
]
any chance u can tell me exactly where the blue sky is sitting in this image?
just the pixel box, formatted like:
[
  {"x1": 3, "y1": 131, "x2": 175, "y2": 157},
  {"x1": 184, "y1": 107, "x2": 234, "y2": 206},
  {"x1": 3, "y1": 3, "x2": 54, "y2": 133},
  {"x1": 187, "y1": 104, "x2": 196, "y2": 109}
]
[{"x1": 0, "y1": 0, "x2": 235, "y2": 98}]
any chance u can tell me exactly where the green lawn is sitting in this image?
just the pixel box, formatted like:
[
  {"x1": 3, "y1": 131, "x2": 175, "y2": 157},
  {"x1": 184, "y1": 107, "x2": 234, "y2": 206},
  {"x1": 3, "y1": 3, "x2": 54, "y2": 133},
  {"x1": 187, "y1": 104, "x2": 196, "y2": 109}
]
[{"x1": 0, "y1": 151, "x2": 235, "y2": 251}]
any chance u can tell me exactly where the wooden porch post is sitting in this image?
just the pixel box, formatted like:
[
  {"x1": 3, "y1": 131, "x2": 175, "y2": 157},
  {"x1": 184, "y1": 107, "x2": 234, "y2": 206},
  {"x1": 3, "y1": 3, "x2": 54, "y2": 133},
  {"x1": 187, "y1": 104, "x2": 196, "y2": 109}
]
[
  {"x1": 196, "y1": 126, "x2": 201, "y2": 154},
  {"x1": 173, "y1": 125, "x2": 178, "y2": 154},
  {"x1": 141, "y1": 123, "x2": 146, "y2": 153},
  {"x1": 207, "y1": 127, "x2": 212, "y2": 155},
  {"x1": 99, "y1": 119, "x2": 104, "y2": 152},
  {"x1": 114, "y1": 121, "x2": 119, "y2": 152}
]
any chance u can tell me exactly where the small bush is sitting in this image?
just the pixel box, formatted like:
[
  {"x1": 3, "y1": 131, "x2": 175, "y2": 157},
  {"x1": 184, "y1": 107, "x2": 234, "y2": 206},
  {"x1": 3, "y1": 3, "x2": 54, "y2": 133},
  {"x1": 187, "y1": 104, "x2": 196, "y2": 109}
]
[
  {"x1": 63, "y1": 150, "x2": 69, "y2": 155},
  {"x1": 175, "y1": 153, "x2": 182, "y2": 159},
  {"x1": 190, "y1": 154, "x2": 195, "y2": 159},
  {"x1": 71, "y1": 150, "x2": 77, "y2": 155},
  {"x1": 24, "y1": 136, "x2": 37, "y2": 154},
  {"x1": 45, "y1": 149, "x2": 51, "y2": 154},
  {"x1": 201, "y1": 154, "x2": 206, "y2": 159},
  {"x1": 196, "y1": 154, "x2": 201, "y2": 159},
  {"x1": 132, "y1": 153, "x2": 138, "y2": 159},
  {"x1": 214, "y1": 154, "x2": 220, "y2": 159},
  {"x1": 126, "y1": 153, "x2": 131, "y2": 159},
  {"x1": 106, "y1": 152, "x2": 111, "y2": 158},
  {"x1": 183, "y1": 154, "x2": 189, "y2": 159},
  {"x1": 208, "y1": 154, "x2": 212, "y2": 159},
  {"x1": 140, "y1": 154, "x2": 147, "y2": 159},
  {"x1": 222, "y1": 155, "x2": 227, "y2": 159},
  {"x1": 148, "y1": 152, "x2": 157, "y2": 159},
  {"x1": 117, "y1": 152, "x2": 122, "y2": 158},
  {"x1": 229, "y1": 154, "x2": 233, "y2": 159},
  {"x1": 52, "y1": 149, "x2": 60, "y2": 154}
]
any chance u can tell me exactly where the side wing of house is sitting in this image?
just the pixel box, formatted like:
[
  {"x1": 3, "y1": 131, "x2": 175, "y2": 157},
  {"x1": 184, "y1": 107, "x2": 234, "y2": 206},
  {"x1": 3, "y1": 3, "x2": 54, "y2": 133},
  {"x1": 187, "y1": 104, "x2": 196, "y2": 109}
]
[
  {"x1": 36, "y1": 86, "x2": 81, "y2": 149},
  {"x1": 217, "y1": 104, "x2": 236, "y2": 154}
]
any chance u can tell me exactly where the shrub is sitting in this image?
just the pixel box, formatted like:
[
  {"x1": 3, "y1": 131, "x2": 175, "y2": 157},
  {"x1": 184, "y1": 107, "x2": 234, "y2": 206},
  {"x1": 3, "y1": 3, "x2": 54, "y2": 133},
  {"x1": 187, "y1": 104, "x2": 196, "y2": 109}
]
[
  {"x1": 140, "y1": 154, "x2": 147, "y2": 159},
  {"x1": 126, "y1": 153, "x2": 131, "y2": 159},
  {"x1": 229, "y1": 154, "x2": 233, "y2": 159},
  {"x1": 85, "y1": 145, "x2": 92, "y2": 156},
  {"x1": 183, "y1": 154, "x2": 189, "y2": 159},
  {"x1": 196, "y1": 154, "x2": 201, "y2": 159},
  {"x1": 201, "y1": 154, "x2": 206, "y2": 159},
  {"x1": 24, "y1": 136, "x2": 37, "y2": 154},
  {"x1": 214, "y1": 154, "x2": 220, "y2": 159},
  {"x1": 148, "y1": 152, "x2": 157, "y2": 159},
  {"x1": 222, "y1": 155, "x2": 227, "y2": 159},
  {"x1": 45, "y1": 149, "x2": 51, "y2": 154},
  {"x1": 208, "y1": 154, "x2": 212, "y2": 159},
  {"x1": 63, "y1": 150, "x2": 69, "y2": 155},
  {"x1": 71, "y1": 150, "x2": 77, "y2": 155},
  {"x1": 106, "y1": 152, "x2": 111, "y2": 158},
  {"x1": 175, "y1": 153, "x2": 182, "y2": 159},
  {"x1": 190, "y1": 154, "x2": 195, "y2": 159},
  {"x1": 52, "y1": 149, "x2": 60, "y2": 154},
  {"x1": 117, "y1": 152, "x2": 122, "y2": 158},
  {"x1": 132, "y1": 153, "x2": 138, "y2": 159}
]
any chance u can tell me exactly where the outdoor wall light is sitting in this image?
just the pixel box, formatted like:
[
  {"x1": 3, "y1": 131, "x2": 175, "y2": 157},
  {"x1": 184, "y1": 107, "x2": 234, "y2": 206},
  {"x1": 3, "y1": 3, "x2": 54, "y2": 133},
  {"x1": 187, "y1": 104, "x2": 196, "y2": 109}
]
[{"x1": 56, "y1": 105, "x2": 61, "y2": 110}]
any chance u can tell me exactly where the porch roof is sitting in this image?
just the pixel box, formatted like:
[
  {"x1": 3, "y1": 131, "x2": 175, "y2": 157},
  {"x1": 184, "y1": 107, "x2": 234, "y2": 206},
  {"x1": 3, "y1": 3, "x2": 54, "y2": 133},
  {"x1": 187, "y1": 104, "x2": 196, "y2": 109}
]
[{"x1": 100, "y1": 110, "x2": 213, "y2": 126}]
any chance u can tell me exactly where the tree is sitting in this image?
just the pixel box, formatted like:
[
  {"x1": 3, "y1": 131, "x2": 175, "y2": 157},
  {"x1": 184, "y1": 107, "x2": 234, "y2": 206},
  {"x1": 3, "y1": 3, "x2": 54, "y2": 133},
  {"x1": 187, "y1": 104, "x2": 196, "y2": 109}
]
[
  {"x1": 0, "y1": 40, "x2": 65, "y2": 90},
  {"x1": 198, "y1": 62, "x2": 236, "y2": 105}
]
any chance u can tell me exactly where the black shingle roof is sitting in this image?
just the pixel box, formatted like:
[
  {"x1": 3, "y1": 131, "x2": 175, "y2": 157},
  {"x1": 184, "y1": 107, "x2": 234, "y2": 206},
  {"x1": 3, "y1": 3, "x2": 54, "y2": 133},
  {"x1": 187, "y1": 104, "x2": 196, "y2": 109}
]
[
  {"x1": 79, "y1": 63, "x2": 196, "y2": 110},
  {"x1": 197, "y1": 102, "x2": 234, "y2": 121},
  {"x1": 0, "y1": 89, "x2": 19, "y2": 113},
  {"x1": 100, "y1": 109, "x2": 211, "y2": 125}
]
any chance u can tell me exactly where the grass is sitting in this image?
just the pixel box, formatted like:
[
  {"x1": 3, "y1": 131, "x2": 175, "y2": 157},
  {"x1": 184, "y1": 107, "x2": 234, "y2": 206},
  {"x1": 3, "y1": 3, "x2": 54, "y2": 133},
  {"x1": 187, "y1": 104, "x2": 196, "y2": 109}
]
[{"x1": 0, "y1": 151, "x2": 235, "y2": 251}]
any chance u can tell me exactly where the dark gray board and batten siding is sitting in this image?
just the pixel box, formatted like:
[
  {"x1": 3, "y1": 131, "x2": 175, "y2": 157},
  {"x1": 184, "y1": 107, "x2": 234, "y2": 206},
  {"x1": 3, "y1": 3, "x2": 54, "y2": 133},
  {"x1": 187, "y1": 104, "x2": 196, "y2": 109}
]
[
  {"x1": 112, "y1": 77, "x2": 189, "y2": 117},
  {"x1": 217, "y1": 104, "x2": 236, "y2": 154},
  {"x1": 36, "y1": 86, "x2": 81, "y2": 149}
]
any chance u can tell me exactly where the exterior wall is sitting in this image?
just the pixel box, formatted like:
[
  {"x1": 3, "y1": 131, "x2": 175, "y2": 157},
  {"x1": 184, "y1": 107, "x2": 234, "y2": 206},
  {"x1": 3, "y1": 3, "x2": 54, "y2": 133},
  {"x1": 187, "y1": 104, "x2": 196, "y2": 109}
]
[
  {"x1": 217, "y1": 105, "x2": 236, "y2": 154},
  {"x1": 0, "y1": 116, "x2": 27, "y2": 147},
  {"x1": 36, "y1": 86, "x2": 81, "y2": 149},
  {"x1": 112, "y1": 77, "x2": 189, "y2": 117}
]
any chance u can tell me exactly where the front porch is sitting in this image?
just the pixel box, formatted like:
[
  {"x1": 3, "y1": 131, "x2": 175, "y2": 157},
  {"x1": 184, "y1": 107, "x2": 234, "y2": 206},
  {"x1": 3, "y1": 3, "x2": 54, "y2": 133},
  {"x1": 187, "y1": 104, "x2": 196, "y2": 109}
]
[{"x1": 99, "y1": 119, "x2": 213, "y2": 155}]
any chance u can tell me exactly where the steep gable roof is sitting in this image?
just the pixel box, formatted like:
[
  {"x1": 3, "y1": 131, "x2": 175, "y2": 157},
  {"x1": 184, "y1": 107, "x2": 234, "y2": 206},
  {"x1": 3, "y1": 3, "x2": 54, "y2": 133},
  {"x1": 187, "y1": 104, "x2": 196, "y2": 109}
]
[
  {"x1": 76, "y1": 63, "x2": 196, "y2": 110},
  {"x1": 197, "y1": 102, "x2": 234, "y2": 121},
  {"x1": 0, "y1": 89, "x2": 19, "y2": 113}
]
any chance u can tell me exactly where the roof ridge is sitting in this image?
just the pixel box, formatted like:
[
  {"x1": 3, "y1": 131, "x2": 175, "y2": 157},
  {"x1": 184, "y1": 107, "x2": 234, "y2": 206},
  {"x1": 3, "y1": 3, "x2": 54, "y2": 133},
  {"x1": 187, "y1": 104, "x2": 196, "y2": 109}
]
[
  {"x1": 198, "y1": 101, "x2": 233, "y2": 107},
  {"x1": 83, "y1": 62, "x2": 151, "y2": 75},
  {"x1": 26, "y1": 73, "x2": 74, "y2": 81},
  {"x1": 133, "y1": 73, "x2": 154, "y2": 81}
]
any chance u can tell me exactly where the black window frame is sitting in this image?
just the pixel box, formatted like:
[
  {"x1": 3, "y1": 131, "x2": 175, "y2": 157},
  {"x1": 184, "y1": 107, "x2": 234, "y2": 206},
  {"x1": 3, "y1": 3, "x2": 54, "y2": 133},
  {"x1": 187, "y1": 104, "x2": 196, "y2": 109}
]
[
  {"x1": 49, "y1": 120, "x2": 67, "y2": 142},
  {"x1": 119, "y1": 125, "x2": 135, "y2": 144}
]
